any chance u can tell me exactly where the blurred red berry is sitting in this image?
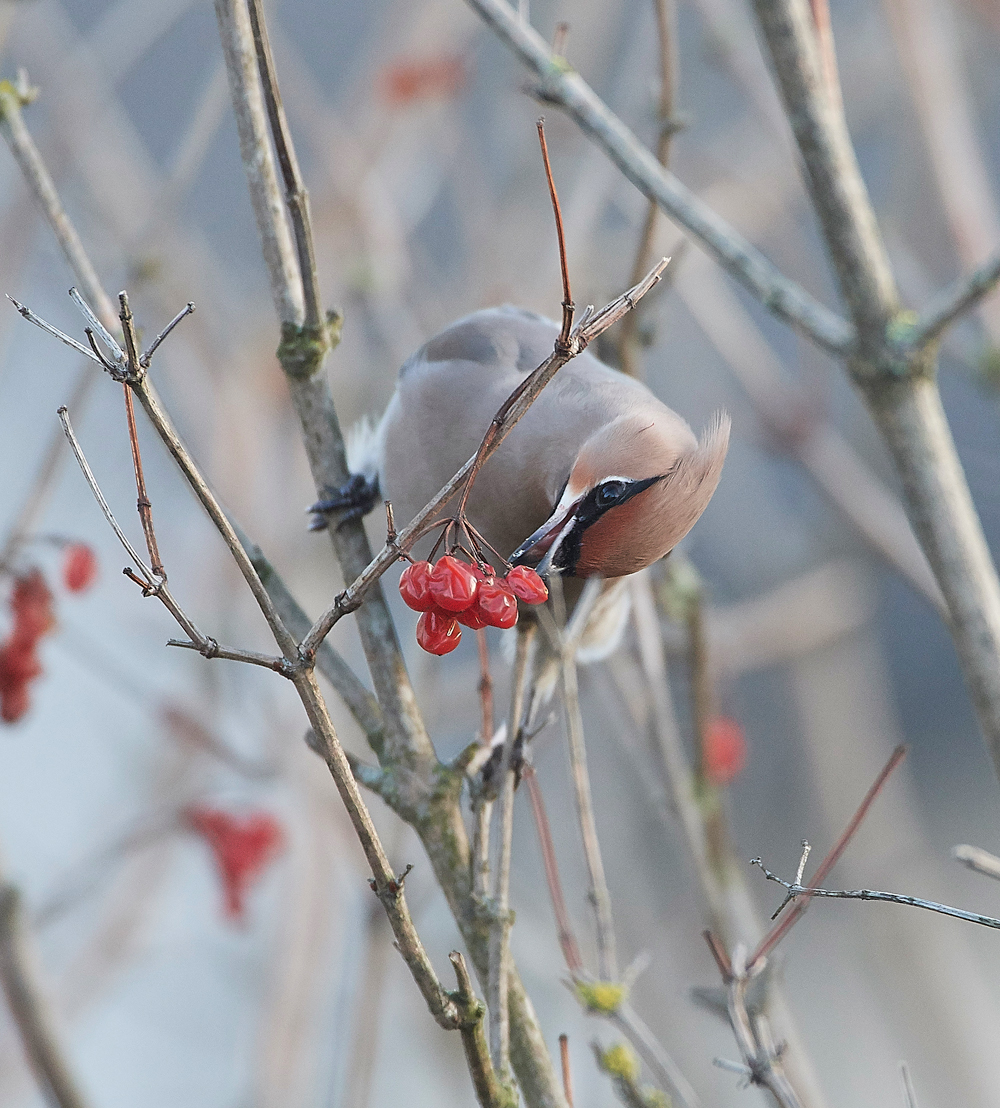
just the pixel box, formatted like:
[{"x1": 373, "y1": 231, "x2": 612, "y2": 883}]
[
  {"x1": 703, "y1": 715, "x2": 747, "y2": 786},
  {"x1": 10, "y1": 570, "x2": 55, "y2": 641},
  {"x1": 62, "y1": 543, "x2": 98, "y2": 593},
  {"x1": 416, "y1": 610, "x2": 462, "y2": 654},
  {"x1": 476, "y1": 581, "x2": 519, "y2": 629},
  {"x1": 429, "y1": 555, "x2": 479, "y2": 613},
  {"x1": 188, "y1": 807, "x2": 285, "y2": 921},
  {"x1": 382, "y1": 55, "x2": 466, "y2": 105},
  {"x1": 399, "y1": 560, "x2": 437, "y2": 611},
  {"x1": 505, "y1": 566, "x2": 548, "y2": 604},
  {"x1": 0, "y1": 641, "x2": 42, "y2": 685},
  {"x1": 0, "y1": 682, "x2": 31, "y2": 724}
]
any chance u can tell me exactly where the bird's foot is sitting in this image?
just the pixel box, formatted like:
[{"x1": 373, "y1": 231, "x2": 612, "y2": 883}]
[{"x1": 307, "y1": 473, "x2": 380, "y2": 532}]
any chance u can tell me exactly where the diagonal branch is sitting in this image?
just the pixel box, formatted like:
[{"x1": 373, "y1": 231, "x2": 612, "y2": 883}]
[{"x1": 463, "y1": 0, "x2": 854, "y2": 355}]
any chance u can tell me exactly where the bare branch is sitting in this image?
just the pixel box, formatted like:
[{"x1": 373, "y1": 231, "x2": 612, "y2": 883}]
[
  {"x1": 7, "y1": 297, "x2": 105, "y2": 366},
  {"x1": 900, "y1": 1062, "x2": 919, "y2": 1108},
  {"x1": 463, "y1": 0, "x2": 854, "y2": 355},
  {"x1": 449, "y1": 952, "x2": 518, "y2": 1108},
  {"x1": 140, "y1": 301, "x2": 195, "y2": 368},
  {"x1": 0, "y1": 78, "x2": 117, "y2": 332},
  {"x1": 952, "y1": 843, "x2": 1000, "y2": 883},
  {"x1": 489, "y1": 622, "x2": 535, "y2": 1078},
  {"x1": 906, "y1": 254, "x2": 1000, "y2": 349},
  {"x1": 244, "y1": 0, "x2": 321, "y2": 329},
  {"x1": 751, "y1": 745, "x2": 907, "y2": 965},
  {"x1": 0, "y1": 884, "x2": 92, "y2": 1108},
  {"x1": 752, "y1": 857, "x2": 1000, "y2": 932}
]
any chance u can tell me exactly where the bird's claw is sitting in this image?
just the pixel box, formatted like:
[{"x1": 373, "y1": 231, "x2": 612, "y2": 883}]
[{"x1": 307, "y1": 473, "x2": 380, "y2": 532}]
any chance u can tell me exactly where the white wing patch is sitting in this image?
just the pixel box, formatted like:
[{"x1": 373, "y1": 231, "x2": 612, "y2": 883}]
[{"x1": 345, "y1": 413, "x2": 384, "y2": 481}]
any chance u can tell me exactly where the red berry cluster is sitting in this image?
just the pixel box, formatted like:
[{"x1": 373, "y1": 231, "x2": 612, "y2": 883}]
[
  {"x1": 399, "y1": 555, "x2": 548, "y2": 655},
  {"x1": 0, "y1": 543, "x2": 99, "y2": 725},
  {"x1": 0, "y1": 570, "x2": 55, "y2": 723},
  {"x1": 187, "y1": 806, "x2": 285, "y2": 922}
]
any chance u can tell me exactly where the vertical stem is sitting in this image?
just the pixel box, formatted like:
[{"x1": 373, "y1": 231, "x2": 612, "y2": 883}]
[
  {"x1": 561, "y1": 636, "x2": 618, "y2": 981},
  {"x1": 0, "y1": 884, "x2": 92, "y2": 1108},
  {"x1": 489, "y1": 623, "x2": 535, "y2": 1076}
]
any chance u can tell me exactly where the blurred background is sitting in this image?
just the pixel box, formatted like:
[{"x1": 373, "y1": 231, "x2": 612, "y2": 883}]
[{"x1": 2, "y1": 0, "x2": 1000, "y2": 1105}]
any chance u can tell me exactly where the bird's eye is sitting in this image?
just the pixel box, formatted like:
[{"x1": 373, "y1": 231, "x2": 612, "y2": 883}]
[{"x1": 596, "y1": 479, "x2": 628, "y2": 507}]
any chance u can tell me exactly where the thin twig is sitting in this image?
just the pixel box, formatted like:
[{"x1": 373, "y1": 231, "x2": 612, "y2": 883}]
[
  {"x1": 489, "y1": 622, "x2": 536, "y2": 1077},
  {"x1": 952, "y1": 843, "x2": 1000, "y2": 883},
  {"x1": 705, "y1": 938, "x2": 803, "y2": 1108},
  {"x1": 0, "y1": 78, "x2": 117, "y2": 331},
  {"x1": 536, "y1": 119, "x2": 573, "y2": 345},
  {"x1": 244, "y1": 0, "x2": 321, "y2": 329},
  {"x1": 752, "y1": 858, "x2": 1000, "y2": 932},
  {"x1": 555, "y1": 576, "x2": 618, "y2": 981},
  {"x1": 7, "y1": 298, "x2": 105, "y2": 366},
  {"x1": 57, "y1": 407, "x2": 156, "y2": 585},
  {"x1": 559, "y1": 1034, "x2": 574, "y2": 1108},
  {"x1": 165, "y1": 638, "x2": 289, "y2": 673},
  {"x1": 522, "y1": 765, "x2": 584, "y2": 976},
  {"x1": 140, "y1": 301, "x2": 195, "y2": 368},
  {"x1": 618, "y1": 0, "x2": 679, "y2": 378},
  {"x1": 119, "y1": 293, "x2": 164, "y2": 577},
  {"x1": 899, "y1": 1062, "x2": 919, "y2": 1108},
  {"x1": 750, "y1": 745, "x2": 907, "y2": 966},
  {"x1": 906, "y1": 253, "x2": 1000, "y2": 349}
]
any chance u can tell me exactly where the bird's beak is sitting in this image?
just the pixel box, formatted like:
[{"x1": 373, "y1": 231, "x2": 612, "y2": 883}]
[{"x1": 509, "y1": 491, "x2": 582, "y2": 576}]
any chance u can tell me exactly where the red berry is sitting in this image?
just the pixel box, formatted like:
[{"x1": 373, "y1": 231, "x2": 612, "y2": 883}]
[
  {"x1": 416, "y1": 610, "x2": 462, "y2": 654},
  {"x1": 0, "y1": 642, "x2": 42, "y2": 685},
  {"x1": 476, "y1": 581, "x2": 519, "y2": 629},
  {"x1": 505, "y1": 565, "x2": 548, "y2": 604},
  {"x1": 456, "y1": 605, "x2": 488, "y2": 629},
  {"x1": 10, "y1": 570, "x2": 55, "y2": 640},
  {"x1": 399, "y1": 561, "x2": 437, "y2": 611},
  {"x1": 429, "y1": 555, "x2": 479, "y2": 613},
  {"x1": 62, "y1": 543, "x2": 98, "y2": 593},
  {"x1": 703, "y1": 716, "x2": 747, "y2": 786}
]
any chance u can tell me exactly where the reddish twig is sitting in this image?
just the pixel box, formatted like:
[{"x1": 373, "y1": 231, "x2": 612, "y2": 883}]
[
  {"x1": 559, "y1": 1033, "x2": 574, "y2": 1108},
  {"x1": 522, "y1": 764, "x2": 585, "y2": 976},
  {"x1": 749, "y1": 744, "x2": 907, "y2": 967},
  {"x1": 703, "y1": 929, "x2": 733, "y2": 979},
  {"x1": 118, "y1": 292, "x2": 164, "y2": 578},
  {"x1": 536, "y1": 119, "x2": 574, "y2": 347}
]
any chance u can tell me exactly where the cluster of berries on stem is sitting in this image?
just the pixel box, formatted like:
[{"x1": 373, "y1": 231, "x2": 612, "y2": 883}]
[
  {"x1": 0, "y1": 541, "x2": 98, "y2": 723},
  {"x1": 399, "y1": 551, "x2": 548, "y2": 655}
]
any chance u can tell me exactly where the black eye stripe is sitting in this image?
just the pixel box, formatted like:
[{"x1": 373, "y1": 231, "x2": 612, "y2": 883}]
[{"x1": 552, "y1": 474, "x2": 668, "y2": 575}]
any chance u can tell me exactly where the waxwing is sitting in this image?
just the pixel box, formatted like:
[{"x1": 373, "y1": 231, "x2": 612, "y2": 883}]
[{"x1": 321, "y1": 306, "x2": 729, "y2": 594}]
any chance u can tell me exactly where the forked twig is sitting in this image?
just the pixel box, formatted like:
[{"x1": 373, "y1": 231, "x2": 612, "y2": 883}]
[
  {"x1": 750, "y1": 745, "x2": 907, "y2": 966},
  {"x1": 752, "y1": 857, "x2": 1000, "y2": 932}
]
